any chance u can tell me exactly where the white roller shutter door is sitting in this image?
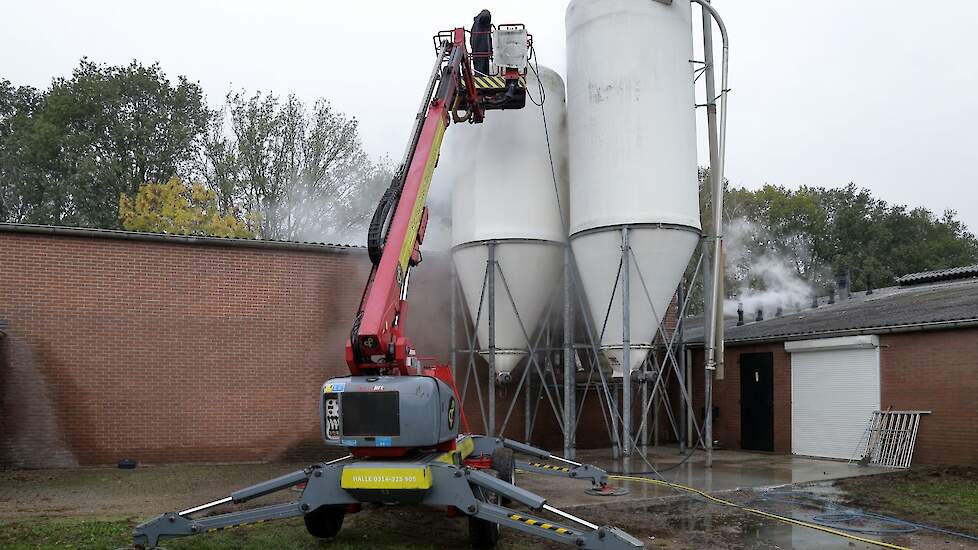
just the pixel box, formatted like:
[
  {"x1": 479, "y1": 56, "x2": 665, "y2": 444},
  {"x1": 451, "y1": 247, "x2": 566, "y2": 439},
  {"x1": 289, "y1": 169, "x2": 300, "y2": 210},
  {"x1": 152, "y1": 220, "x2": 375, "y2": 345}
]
[{"x1": 788, "y1": 336, "x2": 880, "y2": 459}]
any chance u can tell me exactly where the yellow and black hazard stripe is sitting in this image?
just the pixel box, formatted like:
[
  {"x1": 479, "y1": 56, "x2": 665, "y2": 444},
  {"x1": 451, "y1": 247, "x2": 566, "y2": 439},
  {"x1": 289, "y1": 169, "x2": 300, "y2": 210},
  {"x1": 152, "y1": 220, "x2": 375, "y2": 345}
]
[
  {"x1": 463, "y1": 75, "x2": 527, "y2": 90},
  {"x1": 528, "y1": 462, "x2": 571, "y2": 472},
  {"x1": 507, "y1": 513, "x2": 574, "y2": 536}
]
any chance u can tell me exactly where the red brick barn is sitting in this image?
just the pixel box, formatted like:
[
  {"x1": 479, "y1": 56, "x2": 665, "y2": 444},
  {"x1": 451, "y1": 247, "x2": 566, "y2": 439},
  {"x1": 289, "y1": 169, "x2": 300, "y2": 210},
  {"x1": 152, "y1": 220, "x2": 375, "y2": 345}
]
[{"x1": 684, "y1": 266, "x2": 978, "y2": 466}]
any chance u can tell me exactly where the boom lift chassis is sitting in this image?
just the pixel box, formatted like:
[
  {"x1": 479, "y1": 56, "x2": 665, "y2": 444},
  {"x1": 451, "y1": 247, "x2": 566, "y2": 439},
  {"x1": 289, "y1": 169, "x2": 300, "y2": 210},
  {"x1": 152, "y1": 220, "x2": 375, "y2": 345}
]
[
  {"x1": 133, "y1": 436, "x2": 641, "y2": 549},
  {"x1": 130, "y1": 15, "x2": 641, "y2": 550}
]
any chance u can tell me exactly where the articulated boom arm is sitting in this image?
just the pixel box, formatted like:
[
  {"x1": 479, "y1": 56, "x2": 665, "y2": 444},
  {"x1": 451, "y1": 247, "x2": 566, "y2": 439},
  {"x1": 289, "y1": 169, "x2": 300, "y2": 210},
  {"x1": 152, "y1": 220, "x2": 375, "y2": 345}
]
[{"x1": 347, "y1": 26, "x2": 527, "y2": 375}]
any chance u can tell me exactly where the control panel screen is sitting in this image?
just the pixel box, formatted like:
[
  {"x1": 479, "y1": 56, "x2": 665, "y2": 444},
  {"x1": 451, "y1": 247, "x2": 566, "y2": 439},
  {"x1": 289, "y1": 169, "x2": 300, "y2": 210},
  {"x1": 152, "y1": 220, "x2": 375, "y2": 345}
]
[{"x1": 341, "y1": 392, "x2": 400, "y2": 437}]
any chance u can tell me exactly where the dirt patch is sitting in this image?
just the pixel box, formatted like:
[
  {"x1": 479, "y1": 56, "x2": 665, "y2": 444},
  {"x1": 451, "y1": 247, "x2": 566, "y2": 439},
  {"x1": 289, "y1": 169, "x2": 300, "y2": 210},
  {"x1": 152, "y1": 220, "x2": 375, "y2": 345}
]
[{"x1": 0, "y1": 463, "x2": 310, "y2": 520}]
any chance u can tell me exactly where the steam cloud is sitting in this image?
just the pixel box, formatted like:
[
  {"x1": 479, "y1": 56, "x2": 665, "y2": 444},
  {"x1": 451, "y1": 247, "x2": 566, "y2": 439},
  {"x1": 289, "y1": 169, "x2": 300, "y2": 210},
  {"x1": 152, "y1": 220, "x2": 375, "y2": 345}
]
[{"x1": 722, "y1": 217, "x2": 816, "y2": 319}]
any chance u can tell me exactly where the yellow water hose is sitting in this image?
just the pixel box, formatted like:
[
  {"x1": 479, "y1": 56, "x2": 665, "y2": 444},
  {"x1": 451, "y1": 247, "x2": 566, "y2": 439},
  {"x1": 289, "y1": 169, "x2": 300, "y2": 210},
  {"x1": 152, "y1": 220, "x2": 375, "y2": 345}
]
[{"x1": 609, "y1": 475, "x2": 912, "y2": 550}]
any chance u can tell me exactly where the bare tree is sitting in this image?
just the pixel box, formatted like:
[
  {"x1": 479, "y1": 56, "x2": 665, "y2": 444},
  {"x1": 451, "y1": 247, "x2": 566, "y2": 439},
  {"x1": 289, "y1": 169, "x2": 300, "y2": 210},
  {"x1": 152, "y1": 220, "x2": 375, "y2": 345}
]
[{"x1": 200, "y1": 90, "x2": 388, "y2": 243}]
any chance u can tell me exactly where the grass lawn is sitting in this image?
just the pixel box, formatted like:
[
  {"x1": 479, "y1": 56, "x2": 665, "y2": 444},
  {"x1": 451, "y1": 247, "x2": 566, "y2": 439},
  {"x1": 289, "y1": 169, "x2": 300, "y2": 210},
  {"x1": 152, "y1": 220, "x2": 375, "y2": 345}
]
[
  {"x1": 0, "y1": 516, "x2": 445, "y2": 550},
  {"x1": 834, "y1": 466, "x2": 978, "y2": 534}
]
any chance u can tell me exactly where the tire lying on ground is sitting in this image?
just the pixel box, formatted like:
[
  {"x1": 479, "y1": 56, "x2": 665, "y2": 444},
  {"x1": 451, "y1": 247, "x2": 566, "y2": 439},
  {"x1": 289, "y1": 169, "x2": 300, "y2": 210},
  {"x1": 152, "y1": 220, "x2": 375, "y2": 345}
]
[{"x1": 304, "y1": 504, "x2": 345, "y2": 538}]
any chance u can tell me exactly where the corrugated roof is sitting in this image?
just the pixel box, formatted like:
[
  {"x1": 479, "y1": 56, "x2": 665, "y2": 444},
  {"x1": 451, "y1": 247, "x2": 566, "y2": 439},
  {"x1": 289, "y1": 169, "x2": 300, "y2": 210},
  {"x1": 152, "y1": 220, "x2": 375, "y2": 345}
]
[
  {"x1": 896, "y1": 264, "x2": 978, "y2": 286},
  {"x1": 684, "y1": 277, "x2": 978, "y2": 345},
  {"x1": 0, "y1": 223, "x2": 365, "y2": 253}
]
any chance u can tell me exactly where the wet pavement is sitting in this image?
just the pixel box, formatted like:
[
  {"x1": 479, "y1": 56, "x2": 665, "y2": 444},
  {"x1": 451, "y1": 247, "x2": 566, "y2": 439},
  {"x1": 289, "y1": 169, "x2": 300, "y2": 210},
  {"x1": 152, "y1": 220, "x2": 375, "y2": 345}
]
[
  {"x1": 517, "y1": 445, "x2": 887, "y2": 509},
  {"x1": 732, "y1": 522, "x2": 880, "y2": 549},
  {"x1": 511, "y1": 447, "x2": 942, "y2": 549}
]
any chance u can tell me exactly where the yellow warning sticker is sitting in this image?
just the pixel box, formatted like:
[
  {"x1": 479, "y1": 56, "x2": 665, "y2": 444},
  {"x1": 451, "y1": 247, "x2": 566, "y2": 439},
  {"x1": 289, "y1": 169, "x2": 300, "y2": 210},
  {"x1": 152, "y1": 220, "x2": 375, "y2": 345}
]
[
  {"x1": 341, "y1": 466, "x2": 432, "y2": 490},
  {"x1": 397, "y1": 120, "x2": 446, "y2": 275},
  {"x1": 435, "y1": 435, "x2": 475, "y2": 465}
]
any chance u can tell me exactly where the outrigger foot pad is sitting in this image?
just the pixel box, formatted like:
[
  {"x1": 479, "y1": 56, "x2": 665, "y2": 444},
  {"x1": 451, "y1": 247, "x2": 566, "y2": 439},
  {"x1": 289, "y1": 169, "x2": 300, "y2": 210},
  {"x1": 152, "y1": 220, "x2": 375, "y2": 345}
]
[{"x1": 585, "y1": 483, "x2": 629, "y2": 497}]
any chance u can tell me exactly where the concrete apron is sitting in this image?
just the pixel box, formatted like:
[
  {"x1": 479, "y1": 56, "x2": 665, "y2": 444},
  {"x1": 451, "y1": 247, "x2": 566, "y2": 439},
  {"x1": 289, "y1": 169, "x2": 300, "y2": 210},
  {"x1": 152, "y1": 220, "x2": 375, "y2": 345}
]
[
  {"x1": 513, "y1": 446, "x2": 894, "y2": 549},
  {"x1": 515, "y1": 446, "x2": 888, "y2": 510}
]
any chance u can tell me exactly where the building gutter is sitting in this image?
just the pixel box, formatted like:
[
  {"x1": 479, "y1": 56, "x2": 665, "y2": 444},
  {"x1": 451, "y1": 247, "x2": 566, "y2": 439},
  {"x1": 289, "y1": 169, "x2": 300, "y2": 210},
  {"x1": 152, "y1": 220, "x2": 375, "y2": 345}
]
[
  {"x1": 684, "y1": 317, "x2": 978, "y2": 347},
  {"x1": 0, "y1": 223, "x2": 364, "y2": 255}
]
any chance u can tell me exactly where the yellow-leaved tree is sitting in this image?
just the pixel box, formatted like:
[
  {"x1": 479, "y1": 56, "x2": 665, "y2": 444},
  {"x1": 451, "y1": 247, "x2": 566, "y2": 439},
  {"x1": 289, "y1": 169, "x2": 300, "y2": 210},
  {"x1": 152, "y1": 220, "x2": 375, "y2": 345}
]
[{"x1": 119, "y1": 177, "x2": 254, "y2": 238}]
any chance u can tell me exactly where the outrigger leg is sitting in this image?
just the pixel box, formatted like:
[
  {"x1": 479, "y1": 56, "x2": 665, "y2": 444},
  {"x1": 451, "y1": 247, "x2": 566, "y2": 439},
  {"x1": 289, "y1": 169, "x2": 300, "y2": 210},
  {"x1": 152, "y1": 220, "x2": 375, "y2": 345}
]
[
  {"x1": 473, "y1": 437, "x2": 630, "y2": 496},
  {"x1": 130, "y1": 450, "x2": 640, "y2": 550},
  {"x1": 464, "y1": 467, "x2": 642, "y2": 549},
  {"x1": 132, "y1": 456, "x2": 355, "y2": 549}
]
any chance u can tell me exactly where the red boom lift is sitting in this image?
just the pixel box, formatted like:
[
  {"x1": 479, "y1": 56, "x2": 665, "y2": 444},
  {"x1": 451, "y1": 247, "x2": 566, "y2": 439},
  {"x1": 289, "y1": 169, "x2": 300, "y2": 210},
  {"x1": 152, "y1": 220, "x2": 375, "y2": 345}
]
[{"x1": 131, "y1": 15, "x2": 642, "y2": 550}]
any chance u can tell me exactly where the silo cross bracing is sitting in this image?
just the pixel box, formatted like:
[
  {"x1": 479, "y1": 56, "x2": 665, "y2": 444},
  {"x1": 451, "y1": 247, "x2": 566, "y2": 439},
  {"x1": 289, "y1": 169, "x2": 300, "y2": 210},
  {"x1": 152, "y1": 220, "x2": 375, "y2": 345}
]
[
  {"x1": 566, "y1": 0, "x2": 701, "y2": 377},
  {"x1": 448, "y1": 65, "x2": 569, "y2": 385}
]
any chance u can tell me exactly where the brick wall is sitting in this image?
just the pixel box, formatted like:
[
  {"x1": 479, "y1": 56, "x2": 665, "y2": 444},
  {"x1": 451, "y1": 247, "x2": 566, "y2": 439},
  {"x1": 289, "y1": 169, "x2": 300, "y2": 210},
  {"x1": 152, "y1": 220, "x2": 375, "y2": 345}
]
[
  {"x1": 688, "y1": 329, "x2": 978, "y2": 466},
  {"x1": 0, "y1": 228, "x2": 450, "y2": 467},
  {"x1": 0, "y1": 225, "x2": 691, "y2": 467},
  {"x1": 690, "y1": 343, "x2": 791, "y2": 453},
  {"x1": 879, "y1": 329, "x2": 978, "y2": 465}
]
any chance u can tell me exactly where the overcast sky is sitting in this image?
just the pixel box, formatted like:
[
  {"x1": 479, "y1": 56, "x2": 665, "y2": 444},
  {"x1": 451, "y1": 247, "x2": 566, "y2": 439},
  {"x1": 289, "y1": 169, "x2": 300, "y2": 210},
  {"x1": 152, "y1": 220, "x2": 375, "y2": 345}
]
[{"x1": 3, "y1": 0, "x2": 976, "y2": 232}]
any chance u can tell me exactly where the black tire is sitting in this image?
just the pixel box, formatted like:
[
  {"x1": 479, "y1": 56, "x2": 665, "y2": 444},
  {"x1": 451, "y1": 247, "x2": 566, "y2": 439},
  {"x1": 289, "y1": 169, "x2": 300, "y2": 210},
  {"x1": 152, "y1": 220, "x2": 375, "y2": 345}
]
[
  {"x1": 467, "y1": 448, "x2": 515, "y2": 548},
  {"x1": 367, "y1": 186, "x2": 398, "y2": 266},
  {"x1": 491, "y1": 448, "x2": 515, "y2": 506},
  {"x1": 304, "y1": 504, "x2": 345, "y2": 539},
  {"x1": 468, "y1": 515, "x2": 500, "y2": 549}
]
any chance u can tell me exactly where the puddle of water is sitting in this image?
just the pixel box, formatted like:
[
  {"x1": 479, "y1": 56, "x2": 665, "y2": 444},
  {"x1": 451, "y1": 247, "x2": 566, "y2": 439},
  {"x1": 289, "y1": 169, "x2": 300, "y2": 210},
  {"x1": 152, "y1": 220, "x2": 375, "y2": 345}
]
[
  {"x1": 656, "y1": 502, "x2": 884, "y2": 549},
  {"x1": 742, "y1": 522, "x2": 879, "y2": 549}
]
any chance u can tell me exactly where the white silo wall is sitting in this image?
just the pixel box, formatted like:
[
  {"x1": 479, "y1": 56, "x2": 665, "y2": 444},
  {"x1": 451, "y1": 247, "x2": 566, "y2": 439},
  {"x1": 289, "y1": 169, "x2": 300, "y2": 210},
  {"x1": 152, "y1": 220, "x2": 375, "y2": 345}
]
[
  {"x1": 446, "y1": 65, "x2": 569, "y2": 383},
  {"x1": 566, "y1": 0, "x2": 701, "y2": 376}
]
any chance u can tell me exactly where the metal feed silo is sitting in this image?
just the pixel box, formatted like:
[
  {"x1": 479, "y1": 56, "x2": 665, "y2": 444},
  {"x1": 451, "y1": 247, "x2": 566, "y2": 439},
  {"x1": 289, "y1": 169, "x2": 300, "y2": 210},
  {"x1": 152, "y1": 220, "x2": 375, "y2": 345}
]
[
  {"x1": 449, "y1": 65, "x2": 569, "y2": 384},
  {"x1": 566, "y1": 0, "x2": 701, "y2": 377}
]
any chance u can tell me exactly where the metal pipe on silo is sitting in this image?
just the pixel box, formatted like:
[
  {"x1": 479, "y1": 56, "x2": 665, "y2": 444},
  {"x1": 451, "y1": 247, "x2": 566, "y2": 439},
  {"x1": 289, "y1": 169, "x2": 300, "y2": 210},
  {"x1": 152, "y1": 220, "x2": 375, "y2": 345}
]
[
  {"x1": 691, "y1": 0, "x2": 730, "y2": 469},
  {"x1": 487, "y1": 241, "x2": 496, "y2": 437},
  {"x1": 641, "y1": 360, "x2": 650, "y2": 448},
  {"x1": 525, "y1": 342, "x2": 532, "y2": 443},
  {"x1": 677, "y1": 281, "x2": 687, "y2": 453},
  {"x1": 621, "y1": 226, "x2": 632, "y2": 456},
  {"x1": 451, "y1": 261, "x2": 457, "y2": 381},
  {"x1": 563, "y1": 246, "x2": 575, "y2": 458}
]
